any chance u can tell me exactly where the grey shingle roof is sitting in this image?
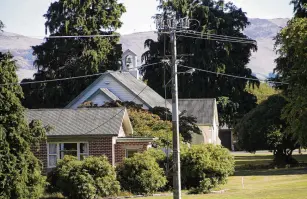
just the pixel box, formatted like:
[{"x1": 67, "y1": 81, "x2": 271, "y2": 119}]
[
  {"x1": 26, "y1": 108, "x2": 126, "y2": 136},
  {"x1": 167, "y1": 99, "x2": 216, "y2": 125},
  {"x1": 109, "y1": 71, "x2": 172, "y2": 109}
]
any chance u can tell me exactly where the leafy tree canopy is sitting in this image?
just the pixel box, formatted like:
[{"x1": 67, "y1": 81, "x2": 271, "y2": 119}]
[
  {"x1": 80, "y1": 100, "x2": 200, "y2": 143},
  {"x1": 235, "y1": 95, "x2": 299, "y2": 164},
  {"x1": 291, "y1": 0, "x2": 307, "y2": 18},
  {"x1": 0, "y1": 52, "x2": 47, "y2": 198},
  {"x1": 0, "y1": 20, "x2": 4, "y2": 31},
  {"x1": 22, "y1": 0, "x2": 126, "y2": 108},
  {"x1": 245, "y1": 83, "x2": 280, "y2": 104},
  {"x1": 274, "y1": 18, "x2": 307, "y2": 146},
  {"x1": 141, "y1": 0, "x2": 258, "y2": 127}
]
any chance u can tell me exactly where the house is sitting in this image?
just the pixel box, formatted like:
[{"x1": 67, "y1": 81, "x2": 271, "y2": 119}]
[
  {"x1": 27, "y1": 108, "x2": 155, "y2": 173},
  {"x1": 172, "y1": 99, "x2": 221, "y2": 145},
  {"x1": 66, "y1": 49, "x2": 172, "y2": 110}
]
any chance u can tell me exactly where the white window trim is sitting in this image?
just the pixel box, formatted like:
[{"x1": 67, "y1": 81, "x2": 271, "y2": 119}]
[
  {"x1": 125, "y1": 148, "x2": 139, "y2": 158},
  {"x1": 47, "y1": 142, "x2": 89, "y2": 168}
]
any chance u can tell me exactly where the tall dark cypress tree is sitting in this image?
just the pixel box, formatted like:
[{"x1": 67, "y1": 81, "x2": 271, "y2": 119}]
[
  {"x1": 22, "y1": 0, "x2": 126, "y2": 108},
  {"x1": 142, "y1": 0, "x2": 258, "y2": 127},
  {"x1": 291, "y1": 0, "x2": 307, "y2": 17},
  {"x1": 0, "y1": 51, "x2": 47, "y2": 198}
]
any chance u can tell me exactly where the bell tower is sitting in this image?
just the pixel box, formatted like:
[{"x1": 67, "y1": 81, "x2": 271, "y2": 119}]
[{"x1": 121, "y1": 49, "x2": 139, "y2": 79}]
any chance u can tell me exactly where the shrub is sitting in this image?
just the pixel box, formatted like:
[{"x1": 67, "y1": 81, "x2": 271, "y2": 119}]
[
  {"x1": 181, "y1": 144, "x2": 235, "y2": 194},
  {"x1": 49, "y1": 155, "x2": 120, "y2": 199},
  {"x1": 116, "y1": 152, "x2": 167, "y2": 195}
]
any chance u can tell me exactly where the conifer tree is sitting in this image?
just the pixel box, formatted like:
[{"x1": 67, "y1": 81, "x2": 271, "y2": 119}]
[
  {"x1": 0, "y1": 52, "x2": 46, "y2": 198},
  {"x1": 22, "y1": 0, "x2": 126, "y2": 108}
]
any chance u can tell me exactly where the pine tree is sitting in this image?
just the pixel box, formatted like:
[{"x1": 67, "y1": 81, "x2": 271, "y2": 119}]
[
  {"x1": 22, "y1": 0, "x2": 126, "y2": 108},
  {"x1": 141, "y1": 0, "x2": 258, "y2": 127},
  {"x1": 291, "y1": 0, "x2": 307, "y2": 18},
  {"x1": 0, "y1": 52, "x2": 46, "y2": 198}
]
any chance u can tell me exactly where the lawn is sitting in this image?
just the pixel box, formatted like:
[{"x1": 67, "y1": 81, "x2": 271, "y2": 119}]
[
  {"x1": 42, "y1": 152, "x2": 307, "y2": 199},
  {"x1": 138, "y1": 152, "x2": 307, "y2": 199}
]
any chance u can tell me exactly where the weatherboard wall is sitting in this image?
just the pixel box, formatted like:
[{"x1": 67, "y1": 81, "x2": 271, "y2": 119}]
[{"x1": 69, "y1": 75, "x2": 146, "y2": 109}]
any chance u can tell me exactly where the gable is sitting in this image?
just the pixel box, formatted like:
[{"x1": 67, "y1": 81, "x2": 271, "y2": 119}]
[
  {"x1": 66, "y1": 72, "x2": 146, "y2": 109},
  {"x1": 66, "y1": 71, "x2": 172, "y2": 110}
]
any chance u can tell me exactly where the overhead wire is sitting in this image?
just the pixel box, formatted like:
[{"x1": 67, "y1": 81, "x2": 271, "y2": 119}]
[
  {"x1": 4, "y1": 34, "x2": 121, "y2": 39},
  {"x1": 176, "y1": 30, "x2": 256, "y2": 44},
  {"x1": 0, "y1": 62, "x2": 162, "y2": 87},
  {"x1": 178, "y1": 64, "x2": 288, "y2": 85}
]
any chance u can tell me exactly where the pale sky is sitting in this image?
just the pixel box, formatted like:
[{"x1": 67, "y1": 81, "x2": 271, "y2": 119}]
[{"x1": 0, "y1": 0, "x2": 294, "y2": 37}]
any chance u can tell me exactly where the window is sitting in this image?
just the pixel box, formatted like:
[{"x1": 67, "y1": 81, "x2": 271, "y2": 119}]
[
  {"x1": 48, "y1": 143, "x2": 57, "y2": 168},
  {"x1": 126, "y1": 149, "x2": 138, "y2": 158},
  {"x1": 47, "y1": 142, "x2": 89, "y2": 168}
]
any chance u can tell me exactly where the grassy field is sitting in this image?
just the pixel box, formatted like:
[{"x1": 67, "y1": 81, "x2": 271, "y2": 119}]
[
  {"x1": 42, "y1": 152, "x2": 307, "y2": 199},
  {"x1": 139, "y1": 152, "x2": 307, "y2": 199}
]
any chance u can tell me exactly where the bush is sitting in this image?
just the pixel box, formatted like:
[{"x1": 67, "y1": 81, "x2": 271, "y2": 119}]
[
  {"x1": 116, "y1": 152, "x2": 167, "y2": 195},
  {"x1": 181, "y1": 144, "x2": 234, "y2": 194},
  {"x1": 49, "y1": 155, "x2": 120, "y2": 199}
]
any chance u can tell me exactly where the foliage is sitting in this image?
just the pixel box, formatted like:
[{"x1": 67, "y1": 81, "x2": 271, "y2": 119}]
[
  {"x1": 235, "y1": 95, "x2": 299, "y2": 164},
  {"x1": 81, "y1": 100, "x2": 187, "y2": 146},
  {"x1": 0, "y1": 20, "x2": 4, "y2": 31},
  {"x1": 116, "y1": 152, "x2": 167, "y2": 195},
  {"x1": 0, "y1": 52, "x2": 47, "y2": 198},
  {"x1": 100, "y1": 101, "x2": 200, "y2": 143},
  {"x1": 49, "y1": 155, "x2": 120, "y2": 199},
  {"x1": 141, "y1": 0, "x2": 258, "y2": 127},
  {"x1": 128, "y1": 108, "x2": 174, "y2": 147},
  {"x1": 291, "y1": 0, "x2": 307, "y2": 18},
  {"x1": 150, "y1": 106, "x2": 201, "y2": 142},
  {"x1": 274, "y1": 18, "x2": 307, "y2": 146},
  {"x1": 181, "y1": 144, "x2": 234, "y2": 194},
  {"x1": 22, "y1": 0, "x2": 126, "y2": 109},
  {"x1": 245, "y1": 83, "x2": 280, "y2": 104}
]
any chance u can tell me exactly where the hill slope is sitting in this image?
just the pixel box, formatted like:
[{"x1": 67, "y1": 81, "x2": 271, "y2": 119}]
[{"x1": 0, "y1": 18, "x2": 289, "y2": 81}]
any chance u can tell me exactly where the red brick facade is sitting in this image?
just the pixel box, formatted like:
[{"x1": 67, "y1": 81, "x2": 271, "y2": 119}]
[
  {"x1": 32, "y1": 136, "x2": 151, "y2": 174},
  {"x1": 31, "y1": 141, "x2": 48, "y2": 173},
  {"x1": 88, "y1": 136, "x2": 113, "y2": 162},
  {"x1": 115, "y1": 142, "x2": 148, "y2": 164}
]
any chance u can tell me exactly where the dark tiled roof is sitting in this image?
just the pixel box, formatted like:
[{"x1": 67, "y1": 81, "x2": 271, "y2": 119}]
[
  {"x1": 168, "y1": 99, "x2": 216, "y2": 125},
  {"x1": 26, "y1": 108, "x2": 126, "y2": 136}
]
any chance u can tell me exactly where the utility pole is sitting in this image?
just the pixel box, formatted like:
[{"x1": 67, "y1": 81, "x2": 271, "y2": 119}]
[
  {"x1": 170, "y1": 28, "x2": 181, "y2": 199},
  {"x1": 156, "y1": 12, "x2": 189, "y2": 199}
]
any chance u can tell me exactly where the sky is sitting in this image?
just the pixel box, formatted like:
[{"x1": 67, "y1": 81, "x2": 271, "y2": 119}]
[{"x1": 0, "y1": 0, "x2": 294, "y2": 37}]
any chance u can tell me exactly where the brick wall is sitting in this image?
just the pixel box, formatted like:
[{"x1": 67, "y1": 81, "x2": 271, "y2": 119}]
[
  {"x1": 115, "y1": 142, "x2": 148, "y2": 164},
  {"x1": 31, "y1": 136, "x2": 151, "y2": 174},
  {"x1": 31, "y1": 140, "x2": 47, "y2": 174},
  {"x1": 88, "y1": 136, "x2": 113, "y2": 162}
]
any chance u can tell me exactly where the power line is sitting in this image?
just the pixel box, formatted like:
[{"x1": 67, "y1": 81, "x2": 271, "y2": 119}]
[
  {"x1": 179, "y1": 30, "x2": 256, "y2": 42},
  {"x1": 177, "y1": 34, "x2": 256, "y2": 44},
  {"x1": 178, "y1": 64, "x2": 289, "y2": 85},
  {"x1": 0, "y1": 62, "x2": 162, "y2": 87},
  {"x1": 3, "y1": 34, "x2": 121, "y2": 39},
  {"x1": 82, "y1": 84, "x2": 149, "y2": 135}
]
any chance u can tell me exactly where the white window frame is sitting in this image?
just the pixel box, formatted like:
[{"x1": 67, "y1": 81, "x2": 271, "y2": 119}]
[
  {"x1": 125, "y1": 149, "x2": 139, "y2": 158},
  {"x1": 47, "y1": 142, "x2": 89, "y2": 168}
]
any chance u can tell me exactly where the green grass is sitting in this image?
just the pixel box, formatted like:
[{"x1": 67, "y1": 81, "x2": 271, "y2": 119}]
[
  {"x1": 42, "y1": 152, "x2": 307, "y2": 199},
  {"x1": 137, "y1": 152, "x2": 307, "y2": 199}
]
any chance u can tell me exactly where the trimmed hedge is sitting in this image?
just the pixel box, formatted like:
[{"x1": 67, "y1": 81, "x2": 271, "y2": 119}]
[
  {"x1": 48, "y1": 155, "x2": 120, "y2": 199},
  {"x1": 181, "y1": 144, "x2": 235, "y2": 193},
  {"x1": 116, "y1": 152, "x2": 167, "y2": 195}
]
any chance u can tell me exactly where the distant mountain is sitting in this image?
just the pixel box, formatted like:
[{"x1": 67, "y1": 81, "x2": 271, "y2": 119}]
[{"x1": 0, "y1": 18, "x2": 289, "y2": 81}]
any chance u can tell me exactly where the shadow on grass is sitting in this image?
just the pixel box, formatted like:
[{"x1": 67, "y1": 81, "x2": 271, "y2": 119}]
[{"x1": 235, "y1": 167, "x2": 307, "y2": 176}]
